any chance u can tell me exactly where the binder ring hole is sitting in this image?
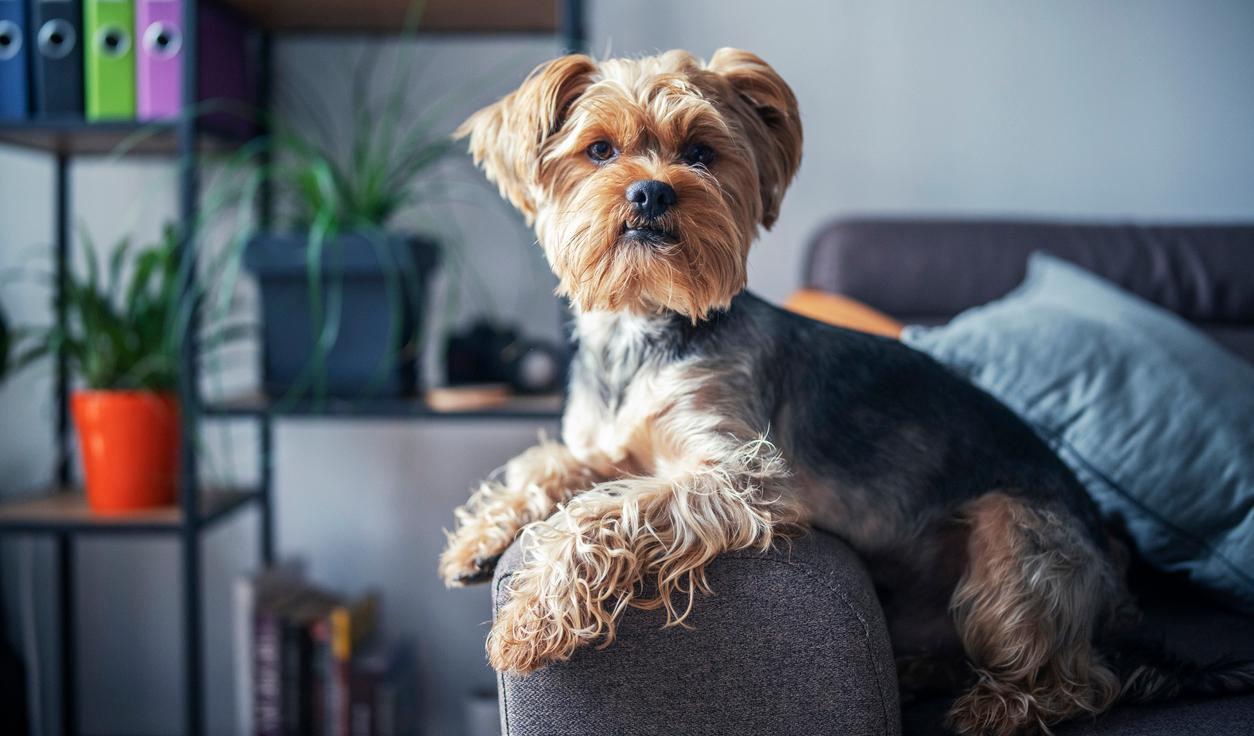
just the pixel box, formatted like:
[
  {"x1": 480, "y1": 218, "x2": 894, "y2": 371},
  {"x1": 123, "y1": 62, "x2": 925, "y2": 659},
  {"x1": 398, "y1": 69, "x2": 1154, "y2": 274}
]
[
  {"x1": 0, "y1": 21, "x2": 22, "y2": 61},
  {"x1": 97, "y1": 26, "x2": 130, "y2": 58},
  {"x1": 39, "y1": 20, "x2": 77, "y2": 60},
  {"x1": 143, "y1": 22, "x2": 182, "y2": 59}
]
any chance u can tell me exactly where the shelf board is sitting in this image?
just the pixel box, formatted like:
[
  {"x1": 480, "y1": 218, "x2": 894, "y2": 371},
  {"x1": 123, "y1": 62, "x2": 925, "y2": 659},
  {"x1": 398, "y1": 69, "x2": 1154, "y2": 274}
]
[
  {"x1": 204, "y1": 392, "x2": 564, "y2": 420},
  {"x1": 0, "y1": 487, "x2": 260, "y2": 535},
  {"x1": 224, "y1": 0, "x2": 559, "y2": 33},
  {"x1": 0, "y1": 119, "x2": 250, "y2": 157}
]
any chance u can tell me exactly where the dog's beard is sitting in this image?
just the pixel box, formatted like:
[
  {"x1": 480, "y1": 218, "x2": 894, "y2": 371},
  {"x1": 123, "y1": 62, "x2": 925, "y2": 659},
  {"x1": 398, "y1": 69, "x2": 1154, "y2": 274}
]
[{"x1": 537, "y1": 173, "x2": 754, "y2": 321}]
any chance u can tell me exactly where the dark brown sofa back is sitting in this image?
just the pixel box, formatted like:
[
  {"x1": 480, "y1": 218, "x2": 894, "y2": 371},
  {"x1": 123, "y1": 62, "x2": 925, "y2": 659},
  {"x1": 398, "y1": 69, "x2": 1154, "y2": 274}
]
[{"x1": 803, "y1": 219, "x2": 1254, "y2": 362}]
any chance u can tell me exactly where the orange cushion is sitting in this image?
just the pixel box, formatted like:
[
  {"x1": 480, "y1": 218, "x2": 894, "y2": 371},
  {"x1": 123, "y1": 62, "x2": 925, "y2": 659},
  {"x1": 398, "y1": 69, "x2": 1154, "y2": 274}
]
[{"x1": 783, "y1": 290, "x2": 904, "y2": 338}]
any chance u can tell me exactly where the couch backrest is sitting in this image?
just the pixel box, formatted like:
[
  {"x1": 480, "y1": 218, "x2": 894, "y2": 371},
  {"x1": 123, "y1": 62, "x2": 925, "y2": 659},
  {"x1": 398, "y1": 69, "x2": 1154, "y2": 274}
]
[{"x1": 803, "y1": 219, "x2": 1254, "y2": 363}]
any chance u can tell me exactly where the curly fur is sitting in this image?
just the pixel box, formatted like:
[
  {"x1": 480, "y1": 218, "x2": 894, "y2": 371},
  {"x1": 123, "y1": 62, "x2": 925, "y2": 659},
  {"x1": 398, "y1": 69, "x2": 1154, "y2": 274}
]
[
  {"x1": 487, "y1": 437, "x2": 796, "y2": 673},
  {"x1": 947, "y1": 494, "x2": 1120, "y2": 735}
]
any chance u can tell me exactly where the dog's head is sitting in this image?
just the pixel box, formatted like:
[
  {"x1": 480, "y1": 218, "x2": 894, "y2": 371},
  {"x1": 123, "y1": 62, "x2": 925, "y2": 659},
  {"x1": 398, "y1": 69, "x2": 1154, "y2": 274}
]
[{"x1": 456, "y1": 49, "x2": 802, "y2": 320}]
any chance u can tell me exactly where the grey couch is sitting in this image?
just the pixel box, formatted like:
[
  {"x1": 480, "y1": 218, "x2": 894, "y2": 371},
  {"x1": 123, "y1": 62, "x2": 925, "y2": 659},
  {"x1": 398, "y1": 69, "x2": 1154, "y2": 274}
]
[{"x1": 493, "y1": 219, "x2": 1254, "y2": 736}]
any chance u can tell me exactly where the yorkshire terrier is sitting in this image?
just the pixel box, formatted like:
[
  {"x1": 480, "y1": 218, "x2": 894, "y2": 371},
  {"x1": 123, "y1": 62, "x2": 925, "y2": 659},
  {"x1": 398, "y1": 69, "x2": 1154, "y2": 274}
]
[{"x1": 439, "y1": 49, "x2": 1254, "y2": 735}]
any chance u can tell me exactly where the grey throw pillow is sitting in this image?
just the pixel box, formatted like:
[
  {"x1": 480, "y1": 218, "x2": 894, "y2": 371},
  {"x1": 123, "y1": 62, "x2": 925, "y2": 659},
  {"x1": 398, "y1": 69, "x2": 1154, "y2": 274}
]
[{"x1": 904, "y1": 253, "x2": 1254, "y2": 612}]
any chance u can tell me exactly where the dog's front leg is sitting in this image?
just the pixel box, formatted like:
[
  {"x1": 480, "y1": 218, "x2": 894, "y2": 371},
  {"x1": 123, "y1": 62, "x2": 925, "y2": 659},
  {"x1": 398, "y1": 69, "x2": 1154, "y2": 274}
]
[
  {"x1": 488, "y1": 437, "x2": 796, "y2": 673},
  {"x1": 440, "y1": 439, "x2": 603, "y2": 586}
]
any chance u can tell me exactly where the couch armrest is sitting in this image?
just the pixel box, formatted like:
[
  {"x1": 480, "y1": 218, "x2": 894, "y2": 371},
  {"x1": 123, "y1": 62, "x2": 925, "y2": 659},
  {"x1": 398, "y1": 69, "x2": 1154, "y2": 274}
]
[{"x1": 493, "y1": 529, "x2": 901, "y2": 736}]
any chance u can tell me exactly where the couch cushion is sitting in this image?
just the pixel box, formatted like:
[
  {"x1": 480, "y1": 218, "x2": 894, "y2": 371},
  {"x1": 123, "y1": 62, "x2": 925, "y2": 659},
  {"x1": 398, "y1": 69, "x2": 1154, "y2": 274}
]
[
  {"x1": 494, "y1": 530, "x2": 901, "y2": 736},
  {"x1": 904, "y1": 253, "x2": 1254, "y2": 613},
  {"x1": 784, "y1": 290, "x2": 904, "y2": 337}
]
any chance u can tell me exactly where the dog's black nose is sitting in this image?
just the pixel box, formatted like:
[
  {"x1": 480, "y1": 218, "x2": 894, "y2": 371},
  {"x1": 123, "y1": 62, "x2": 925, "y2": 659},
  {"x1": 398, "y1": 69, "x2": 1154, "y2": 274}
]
[{"x1": 626, "y1": 180, "x2": 677, "y2": 219}]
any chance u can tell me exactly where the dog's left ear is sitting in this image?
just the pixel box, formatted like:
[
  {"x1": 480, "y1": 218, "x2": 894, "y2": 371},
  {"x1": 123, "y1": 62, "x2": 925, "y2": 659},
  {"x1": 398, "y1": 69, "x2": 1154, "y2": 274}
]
[
  {"x1": 707, "y1": 48, "x2": 803, "y2": 229},
  {"x1": 455, "y1": 54, "x2": 598, "y2": 224}
]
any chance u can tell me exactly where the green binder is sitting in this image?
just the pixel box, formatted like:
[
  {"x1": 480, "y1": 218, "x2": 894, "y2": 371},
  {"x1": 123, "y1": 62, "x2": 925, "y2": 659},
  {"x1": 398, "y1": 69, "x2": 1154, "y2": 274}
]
[{"x1": 84, "y1": 0, "x2": 136, "y2": 120}]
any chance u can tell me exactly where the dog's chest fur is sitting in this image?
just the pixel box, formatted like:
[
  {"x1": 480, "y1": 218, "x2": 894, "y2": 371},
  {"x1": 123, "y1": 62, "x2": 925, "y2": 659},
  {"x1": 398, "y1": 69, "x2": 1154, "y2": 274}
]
[{"x1": 561, "y1": 311, "x2": 745, "y2": 477}]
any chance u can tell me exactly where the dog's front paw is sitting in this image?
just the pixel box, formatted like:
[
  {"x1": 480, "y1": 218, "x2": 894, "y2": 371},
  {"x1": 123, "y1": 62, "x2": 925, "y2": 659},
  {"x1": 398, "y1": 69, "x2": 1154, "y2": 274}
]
[
  {"x1": 440, "y1": 479, "x2": 528, "y2": 587},
  {"x1": 439, "y1": 530, "x2": 504, "y2": 587},
  {"x1": 454, "y1": 555, "x2": 501, "y2": 586},
  {"x1": 487, "y1": 587, "x2": 594, "y2": 674}
]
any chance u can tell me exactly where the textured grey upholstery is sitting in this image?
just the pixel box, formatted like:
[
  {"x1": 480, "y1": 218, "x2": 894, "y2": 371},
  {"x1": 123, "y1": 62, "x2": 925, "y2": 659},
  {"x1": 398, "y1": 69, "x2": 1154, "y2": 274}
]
[{"x1": 494, "y1": 530, "x2": 901, "y2": 736}]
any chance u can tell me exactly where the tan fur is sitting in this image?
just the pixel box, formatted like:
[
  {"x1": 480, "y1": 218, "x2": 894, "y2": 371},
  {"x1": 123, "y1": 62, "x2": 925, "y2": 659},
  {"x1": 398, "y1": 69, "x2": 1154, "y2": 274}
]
[
  {"x1": 487, "y1": 436, "x2": 797, "y2": 673},
  {"x1": 470, "y1": 334, "x2": 802, "y2": 671},
  {"x1": 439, "y1": 439, "x2": 601, "y2": 586},
  {"x1": 948, "y1": 493, "x2": 1120, "y2": 736},
  {"x1": 455, "y1": 49, "x2": 802, "y2": 322}
]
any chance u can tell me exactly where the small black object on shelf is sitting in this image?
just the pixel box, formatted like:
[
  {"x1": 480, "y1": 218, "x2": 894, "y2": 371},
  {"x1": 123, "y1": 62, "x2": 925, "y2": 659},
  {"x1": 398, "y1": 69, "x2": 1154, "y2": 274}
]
[{"x1": 446, "y1": 320, "x2": 566, "y2": 395}]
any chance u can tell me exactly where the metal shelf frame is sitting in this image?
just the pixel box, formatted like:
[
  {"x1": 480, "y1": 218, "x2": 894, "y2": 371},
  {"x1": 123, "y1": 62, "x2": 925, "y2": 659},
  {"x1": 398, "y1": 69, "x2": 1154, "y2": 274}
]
[{"x1": 0, "y1": 1, "x2": 582, "y2": 734}]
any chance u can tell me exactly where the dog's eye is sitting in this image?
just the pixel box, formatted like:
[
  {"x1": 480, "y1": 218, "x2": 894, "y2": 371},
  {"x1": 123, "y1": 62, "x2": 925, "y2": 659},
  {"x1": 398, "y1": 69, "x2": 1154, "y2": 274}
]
[
  {"x1": 682, "y1": 143, "x2": 715, "y2": 167},
  {"x1": 586, "y1": 140, "x2": 616, "y2": 162}
]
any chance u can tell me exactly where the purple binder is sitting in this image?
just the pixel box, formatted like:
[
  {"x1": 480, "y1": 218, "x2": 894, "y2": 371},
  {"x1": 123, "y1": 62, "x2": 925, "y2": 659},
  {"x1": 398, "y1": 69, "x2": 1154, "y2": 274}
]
[{"x1": 136, "y1": 0, "x2": 182, "y2": 120}]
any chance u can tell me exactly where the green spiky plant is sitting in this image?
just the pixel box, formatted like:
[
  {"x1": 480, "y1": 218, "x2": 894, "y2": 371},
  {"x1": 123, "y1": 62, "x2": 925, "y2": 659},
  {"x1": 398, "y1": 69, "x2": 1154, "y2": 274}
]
[
  {"x1": 237, "y1": 37, "x2": 471, "y2": 402},
  {"x1": 267, "y1": 0, "x2": 451, "y2": 231},
  {"x1": 271, "y1": 67, "x2": 455, "y2": 231},
  {"x1": 15, "y1": 225, "x2": 186, "y2": 391}
]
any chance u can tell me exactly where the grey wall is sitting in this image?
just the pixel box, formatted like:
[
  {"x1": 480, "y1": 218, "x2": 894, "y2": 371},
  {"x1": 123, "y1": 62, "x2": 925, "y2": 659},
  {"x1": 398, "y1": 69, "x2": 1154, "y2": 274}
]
[
  {"x1": 2, "y1": 1, "x2": 1254, "y2": 734},
  {"x1": 592, "y1": 0, "x2": 1254, "y2": 300}
]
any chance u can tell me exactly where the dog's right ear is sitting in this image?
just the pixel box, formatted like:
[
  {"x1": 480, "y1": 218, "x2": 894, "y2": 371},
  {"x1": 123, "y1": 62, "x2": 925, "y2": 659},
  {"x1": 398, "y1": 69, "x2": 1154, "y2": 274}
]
[{"x1": 455, "y1": 54, "x2": 597, "y2": 224}]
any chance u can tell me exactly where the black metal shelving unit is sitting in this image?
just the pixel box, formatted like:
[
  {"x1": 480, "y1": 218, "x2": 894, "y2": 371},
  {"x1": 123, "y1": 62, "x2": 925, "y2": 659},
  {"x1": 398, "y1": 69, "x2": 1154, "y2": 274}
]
[{"x1": 0, "y1": 1, "x2": 583, "y2": 734}]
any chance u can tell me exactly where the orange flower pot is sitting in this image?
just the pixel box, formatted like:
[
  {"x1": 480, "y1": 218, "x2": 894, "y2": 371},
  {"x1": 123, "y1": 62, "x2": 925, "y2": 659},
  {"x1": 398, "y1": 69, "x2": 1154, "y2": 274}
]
[{"x1": 71, "y1": 390, "x2": 180, "y2": 513}]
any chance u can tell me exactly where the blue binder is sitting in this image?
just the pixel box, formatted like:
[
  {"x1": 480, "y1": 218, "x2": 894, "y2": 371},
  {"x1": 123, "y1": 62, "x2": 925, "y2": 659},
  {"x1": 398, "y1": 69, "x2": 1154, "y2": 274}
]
[
  {"x1": 31, "y1": 0, "x2": 83, "y2": 117},
  {"x1": 0, "y1": 0, "x2": 29, "y2": 119}
]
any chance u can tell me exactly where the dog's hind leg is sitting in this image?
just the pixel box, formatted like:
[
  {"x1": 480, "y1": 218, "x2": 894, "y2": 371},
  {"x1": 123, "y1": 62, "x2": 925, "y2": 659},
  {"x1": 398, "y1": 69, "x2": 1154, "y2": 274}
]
[
  {"x1": 947, "y1": 493, "x2": 1120, "y2": 736},
  {"x1": 439, "y1": 439, "x2": 603, "y2": 586}
]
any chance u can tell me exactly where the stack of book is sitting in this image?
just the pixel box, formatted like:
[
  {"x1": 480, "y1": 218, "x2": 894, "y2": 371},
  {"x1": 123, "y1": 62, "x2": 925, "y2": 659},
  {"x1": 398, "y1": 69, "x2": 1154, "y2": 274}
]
[{"x1": 234, "y1": 564, "x2": 418, "y2": 736}]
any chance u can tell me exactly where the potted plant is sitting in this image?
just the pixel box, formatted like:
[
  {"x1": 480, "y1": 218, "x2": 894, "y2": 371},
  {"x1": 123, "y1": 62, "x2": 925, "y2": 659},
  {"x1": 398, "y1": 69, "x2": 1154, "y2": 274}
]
[
  {"x1": 16, "y1": 228, "x2": 185, "y2": 512},
  {"x1": 244, "y1": 57, "x2": 450, "y2": 400}
]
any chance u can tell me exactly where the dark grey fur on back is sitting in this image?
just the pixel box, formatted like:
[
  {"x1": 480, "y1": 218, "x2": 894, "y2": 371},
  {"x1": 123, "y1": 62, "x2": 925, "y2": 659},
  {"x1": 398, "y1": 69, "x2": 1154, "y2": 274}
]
[{"x1": 568, "y1": 290, "x2": 1107, "y2": 657}]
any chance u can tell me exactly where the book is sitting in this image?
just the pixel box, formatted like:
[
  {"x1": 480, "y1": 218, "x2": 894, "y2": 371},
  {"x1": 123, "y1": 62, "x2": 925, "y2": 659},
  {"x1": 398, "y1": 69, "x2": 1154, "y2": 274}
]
[
  {"x1": 348, "y1": 659, "x2": 381, "y2": 736},
  {"x1": 246, "y1": 579, "x2": 394, "y2": 736},
  {"x1": 348, "y1": 644, "x2": 418, "y2": 736},
  {"x1": 327, "y1": 593, "x2": 380, "y2": 736},
  {"x1": 253, "y1": 574, "x2": 310, "y2": 736},
  {"x1": 235, "y1": 562, "x2": 305, "y2": 736},
  {"x1": 280, "y1": 589, "x2": 340, "y2": 736},
  {"x1": 375, "y1": 643, "x2": 418, "y2": 736}
]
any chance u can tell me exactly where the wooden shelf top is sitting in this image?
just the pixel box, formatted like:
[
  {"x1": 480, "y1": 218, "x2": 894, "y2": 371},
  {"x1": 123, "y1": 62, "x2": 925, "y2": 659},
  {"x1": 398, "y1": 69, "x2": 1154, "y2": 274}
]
[
  {"x1": 0, "y1": 119, "x2": 249, "y2": 157},
  {"x1": 223, "y1": 0, "x2": 560, "y2": 33},
  {"x1": 204, "y1": 391, "x2": 564, "y2": 420},
  {"x1": 0, "y1": 488, "x2": 259, "y2": 535}
]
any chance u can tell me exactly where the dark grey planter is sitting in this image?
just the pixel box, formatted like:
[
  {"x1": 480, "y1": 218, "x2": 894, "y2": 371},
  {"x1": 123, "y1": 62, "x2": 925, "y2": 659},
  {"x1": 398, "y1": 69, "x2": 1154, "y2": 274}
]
[{"x1": 245, "y1": 231, "x2": 439, "y2": 399}]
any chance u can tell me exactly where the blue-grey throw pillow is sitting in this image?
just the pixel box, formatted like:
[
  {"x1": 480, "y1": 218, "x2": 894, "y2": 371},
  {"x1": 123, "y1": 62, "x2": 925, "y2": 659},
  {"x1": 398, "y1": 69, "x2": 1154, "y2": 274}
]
[{"x1": 903, "y1": 253, "x2": 1254, "y2": 612}]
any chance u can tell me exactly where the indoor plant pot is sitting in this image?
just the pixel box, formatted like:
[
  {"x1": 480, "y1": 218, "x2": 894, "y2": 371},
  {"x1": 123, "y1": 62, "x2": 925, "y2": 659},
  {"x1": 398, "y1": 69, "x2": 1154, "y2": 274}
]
[
  {"x1": 245, "y1": 231, "x2": 439, "y2": 398},
  {"x1": 12, "y1": 226, "x2": 205, "y2": 514},
  {"x1": 71, "y1": 390, "x2": 180, "y2": 512}
]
